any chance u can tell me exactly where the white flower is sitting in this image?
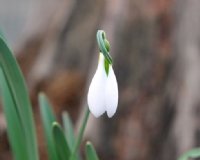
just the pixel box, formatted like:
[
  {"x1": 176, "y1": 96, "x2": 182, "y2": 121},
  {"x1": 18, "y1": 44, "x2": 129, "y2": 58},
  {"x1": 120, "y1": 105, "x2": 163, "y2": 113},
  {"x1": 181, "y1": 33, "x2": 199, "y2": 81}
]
[{"x1": 87, "y1": 53, "x2": 118, "y2": 118}]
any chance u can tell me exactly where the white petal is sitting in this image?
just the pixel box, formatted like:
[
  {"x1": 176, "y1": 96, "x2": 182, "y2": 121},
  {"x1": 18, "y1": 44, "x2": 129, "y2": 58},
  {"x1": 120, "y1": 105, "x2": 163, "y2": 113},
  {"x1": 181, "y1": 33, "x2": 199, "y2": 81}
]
[
  {"x1": 105, "y1": 66, "x2": 118, "y2": 118},
  {"x1": 87, "y1": 54, "x2": 107, "y2": 117}
]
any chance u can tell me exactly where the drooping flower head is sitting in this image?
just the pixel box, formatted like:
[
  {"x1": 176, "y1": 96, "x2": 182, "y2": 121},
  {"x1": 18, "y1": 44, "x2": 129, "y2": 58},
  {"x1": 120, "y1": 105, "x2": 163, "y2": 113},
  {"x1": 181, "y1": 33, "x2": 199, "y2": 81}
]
[{"x1": 87, "y1": 30, "x2": 118, "y2": 118}]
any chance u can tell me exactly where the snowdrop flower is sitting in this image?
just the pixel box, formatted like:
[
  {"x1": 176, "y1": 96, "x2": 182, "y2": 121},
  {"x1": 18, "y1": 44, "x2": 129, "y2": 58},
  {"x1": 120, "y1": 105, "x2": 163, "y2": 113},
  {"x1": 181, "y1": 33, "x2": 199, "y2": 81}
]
[{"x1": 87, "y1": 53, "x2": 118, "y2": 118}]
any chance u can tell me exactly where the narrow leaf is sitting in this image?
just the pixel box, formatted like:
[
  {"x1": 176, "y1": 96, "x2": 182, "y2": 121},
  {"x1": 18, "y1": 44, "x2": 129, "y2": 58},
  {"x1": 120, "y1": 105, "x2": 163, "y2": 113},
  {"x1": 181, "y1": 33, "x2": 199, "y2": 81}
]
[
  {"x1": 39, "y1": 93, "x2": 58, "y2": 160},
  {"x1": 0, "y1": 69, "x2": 28, "y2": 160},
  {"x1": 85, "y1": 141, "x2": 99, "y2": 160},
  {"x1": 0, "y1": 31, "x2": 6, "y2": 42},
  {"x1": 178, "y1": 148, "x2": 200, "y2": 160},
  {"x1": 62, "y1": 112, "x2": 81, "y2": 160},
  {"x1": 0, "y1": 33, "x2": 39, "y2": 160},
  {"x1": 52, "y1": 122, "x2": 71, "y2": 160},
  {"x1": 62, "y1": 111, "x2": 75, "y2": 151}
]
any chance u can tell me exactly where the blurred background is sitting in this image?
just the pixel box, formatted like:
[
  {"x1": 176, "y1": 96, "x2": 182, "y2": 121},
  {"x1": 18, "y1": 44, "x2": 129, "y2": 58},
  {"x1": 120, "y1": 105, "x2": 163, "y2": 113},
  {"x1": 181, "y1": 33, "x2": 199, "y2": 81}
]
[{"x1": 0, "y1": 0, "x2": 200, "y2": 159}]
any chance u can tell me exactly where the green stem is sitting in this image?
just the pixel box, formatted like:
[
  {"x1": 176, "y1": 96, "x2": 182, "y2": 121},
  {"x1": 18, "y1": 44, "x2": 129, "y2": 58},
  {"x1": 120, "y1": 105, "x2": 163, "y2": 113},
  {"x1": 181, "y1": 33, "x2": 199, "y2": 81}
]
[{"x1": 70, "y1": 107, "x2": 90, "y2": 160}]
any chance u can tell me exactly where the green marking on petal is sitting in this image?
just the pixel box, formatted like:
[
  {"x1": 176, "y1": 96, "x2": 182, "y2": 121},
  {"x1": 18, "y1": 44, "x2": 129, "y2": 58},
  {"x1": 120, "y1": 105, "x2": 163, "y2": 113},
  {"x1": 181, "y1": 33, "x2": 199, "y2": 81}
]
[{"x1": 104, "y1": 58, "x2": 110, "y2": 76}]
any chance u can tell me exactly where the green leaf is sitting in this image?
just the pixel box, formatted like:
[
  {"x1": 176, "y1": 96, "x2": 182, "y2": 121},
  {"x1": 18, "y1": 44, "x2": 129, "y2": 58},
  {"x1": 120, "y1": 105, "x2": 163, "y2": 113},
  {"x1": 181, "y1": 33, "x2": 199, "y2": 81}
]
[
  {"x1": 0, "y1": 31, "x2": 7, "y2": 42},
  {"x1": 0, "y1": 33, "x2": 39, "y2": 160},
  {"x1": 178, "y1": 148, "x2": 200, "y2": 160},
  {"x1": 0, "y1": 69, "x2": 28, "y2": 160},
  {"x1": 85, "y1": 141, "x2": 99, "y2": 160},
  {"x1": 62, "y1": 112, "x2": 81, "y2": 160},
  {"x1": 39, "y1": 93, "x2": 58, "y2": 160},
  {"x1": 52, "y1": 122, "x2": 71, "y2": 160},
  {"x1": 62, "y1": 111, "x2": 75, "y2": 151},
  {"x1": 70, "y1": 108, "x2": 90, "y2": 160}
]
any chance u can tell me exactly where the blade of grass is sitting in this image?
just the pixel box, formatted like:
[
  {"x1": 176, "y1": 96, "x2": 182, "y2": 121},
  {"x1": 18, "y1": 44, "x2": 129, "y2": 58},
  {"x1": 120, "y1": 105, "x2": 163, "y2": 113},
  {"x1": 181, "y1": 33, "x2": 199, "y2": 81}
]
[
  {"x1": 62, "y1": 111, "x2": 75, "y2": 151},
  {"x1": 85, "y1": 141, "x2": 99, "y2": 160},
  {"x1": 52, "y1": 122, "x2": 71, "y2": 160},
  {"x1": 39, "y1": 93, "x2": 58, "y2": 160},
  {"x1": 0, "y1": 69, "x2": 28, "y2": 160},
  {"x1": 178, "y1": 148, "x2": 200, "y2": 160},
  {"x1": 0, "y1": 34, "x2": 39, "y2": 160}
]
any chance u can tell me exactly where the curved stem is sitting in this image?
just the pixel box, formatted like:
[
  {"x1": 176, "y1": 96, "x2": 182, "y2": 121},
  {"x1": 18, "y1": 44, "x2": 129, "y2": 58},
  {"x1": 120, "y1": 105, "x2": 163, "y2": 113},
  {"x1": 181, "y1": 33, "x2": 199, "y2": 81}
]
[{"x1": 96, "y1": 30, "x2": 113, "y2": 64}]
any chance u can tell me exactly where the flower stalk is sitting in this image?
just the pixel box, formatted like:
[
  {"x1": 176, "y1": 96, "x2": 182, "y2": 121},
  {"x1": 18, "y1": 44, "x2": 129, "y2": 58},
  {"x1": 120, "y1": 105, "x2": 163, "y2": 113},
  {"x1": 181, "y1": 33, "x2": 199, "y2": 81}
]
[{"x1": 96, "y1": 30, "x2": 112, "y2": 64}]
